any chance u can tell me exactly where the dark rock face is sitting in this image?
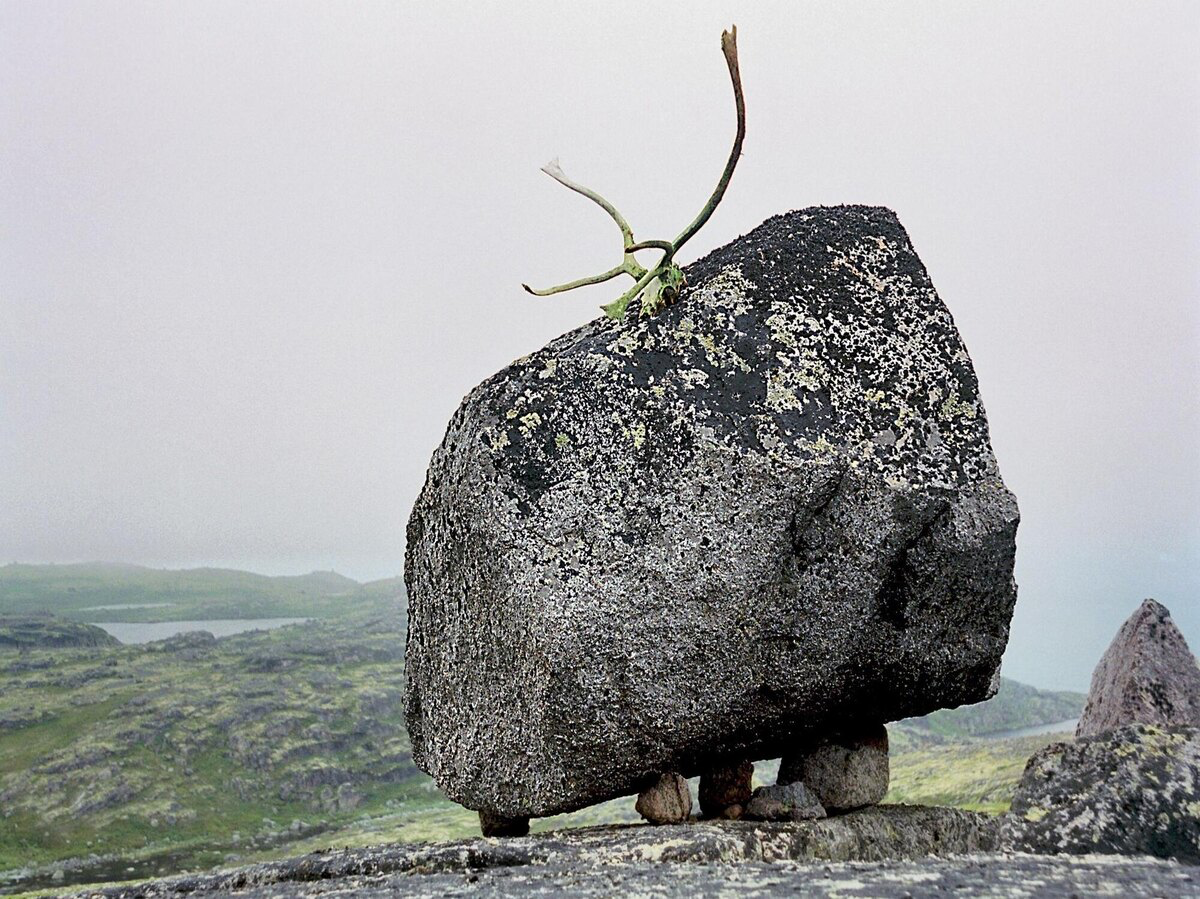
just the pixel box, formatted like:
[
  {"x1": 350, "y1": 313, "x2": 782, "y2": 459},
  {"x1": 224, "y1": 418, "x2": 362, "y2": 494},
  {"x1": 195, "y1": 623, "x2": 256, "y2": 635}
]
[
  {"x1": 405, "y1": 205, "x2": 1019, "y2": 818},
  {"x1": 1076, "y1": 599, "x2": 1200, "y2": 738},
  {"x1": 744, "y1": 781, "x2": 826, "y2": 821},
  {"x1": 779, "y1": 723, "x2": 889, "y2": 812},
  {"x1": 699, "y1": 759, "x2": 754, "y2": 816},
  {"x1": 1003, "y1": 723, "x2": 1200, "y2": 862},
  {"x1": 479, "y1": 810, "x2": 529, "y2": 837}
]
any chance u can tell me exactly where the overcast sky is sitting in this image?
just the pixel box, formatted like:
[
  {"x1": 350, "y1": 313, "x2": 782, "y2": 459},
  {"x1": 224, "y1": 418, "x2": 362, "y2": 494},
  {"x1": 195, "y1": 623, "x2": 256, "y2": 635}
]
[{"x1": 1, "y1": 1, "x2": 1196, "y2": 690}]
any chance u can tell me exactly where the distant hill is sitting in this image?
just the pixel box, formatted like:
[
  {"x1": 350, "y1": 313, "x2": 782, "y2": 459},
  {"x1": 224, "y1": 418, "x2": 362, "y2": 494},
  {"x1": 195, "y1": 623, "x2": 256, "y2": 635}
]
[
  {"x1": 895, "y1": 678, "x2": 1085, "y2": 747},
  {"x1": 0, "y1": 563, "x2": 404, "y2": 623}
]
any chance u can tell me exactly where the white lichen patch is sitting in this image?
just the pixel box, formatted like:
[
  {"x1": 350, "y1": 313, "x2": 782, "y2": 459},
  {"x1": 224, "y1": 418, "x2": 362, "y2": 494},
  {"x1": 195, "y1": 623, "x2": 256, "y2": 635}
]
[
  {"x1": 486, "y1": 427, "x2": 510, "y2": 451},
  {"x1": 518, "y1": 412, "x2": 542, "y2": 437},
  {"x1": 693, "y1": 265, "x2": 756, "y2": 314}
]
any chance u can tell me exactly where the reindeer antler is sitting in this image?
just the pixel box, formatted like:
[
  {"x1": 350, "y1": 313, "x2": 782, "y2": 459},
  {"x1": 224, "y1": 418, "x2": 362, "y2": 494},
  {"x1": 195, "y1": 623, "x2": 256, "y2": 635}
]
[{"x1": 523, "y1": 26, "x2": 745, "y2": 320}]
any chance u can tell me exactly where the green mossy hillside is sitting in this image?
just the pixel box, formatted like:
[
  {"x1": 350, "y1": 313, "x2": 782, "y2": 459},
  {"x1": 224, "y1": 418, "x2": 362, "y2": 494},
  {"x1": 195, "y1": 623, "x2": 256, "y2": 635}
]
[
  {"x1": 0, "y1": 563, "x2": 403, "y2": 623},
  {"x1": 0, "y1": 609, "x2": 412, "y2": 874}
]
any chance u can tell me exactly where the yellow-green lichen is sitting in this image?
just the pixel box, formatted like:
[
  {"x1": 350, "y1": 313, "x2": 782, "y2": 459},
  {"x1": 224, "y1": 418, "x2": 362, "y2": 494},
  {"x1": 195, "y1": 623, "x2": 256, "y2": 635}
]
[{"x1": 939, "y1": 393, "x2": 978, "y2": 422}]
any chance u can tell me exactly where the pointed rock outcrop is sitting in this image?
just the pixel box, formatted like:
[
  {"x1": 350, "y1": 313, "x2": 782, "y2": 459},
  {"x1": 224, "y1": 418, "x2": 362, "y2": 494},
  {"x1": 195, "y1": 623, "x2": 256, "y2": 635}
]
[{"x1": 1076, "y1": 599, "x2": 1200, "y2": 738}]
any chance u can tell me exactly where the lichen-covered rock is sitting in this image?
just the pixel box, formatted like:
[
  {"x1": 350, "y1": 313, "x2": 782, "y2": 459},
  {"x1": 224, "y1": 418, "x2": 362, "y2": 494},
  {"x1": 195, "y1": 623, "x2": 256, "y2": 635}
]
[
  {"x1": 405, "y1": 205, "x2": 1019, "y2": 818},
  {"x1": 778, "y1": 723, "x2": 889, "y2": 812},
  {"x1": 744, "y1": 781, "x2": 826, "y2": 821},
  {"x1": 1076, "y1": 598, "x2": 1200, "y2": 738},
  {"x1": 635, "y1": 772, "x2": 692, "y2": 824},
  {"x1": 699, "y1": 759, "x2": 754, "y2": 817},
  {"x1": 1002, "y1": 723, "x2": 1200, "y2": 862},
  {"x1": 65, "y1": 807, "x2": 1009, "y2": 898}
]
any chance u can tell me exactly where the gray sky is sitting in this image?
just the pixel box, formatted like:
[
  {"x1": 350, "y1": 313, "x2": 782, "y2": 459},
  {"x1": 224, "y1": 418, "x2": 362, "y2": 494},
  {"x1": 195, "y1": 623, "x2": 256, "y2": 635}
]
[{"x1": 1, "y1": 1, "x2": 1196, "y2": 690}]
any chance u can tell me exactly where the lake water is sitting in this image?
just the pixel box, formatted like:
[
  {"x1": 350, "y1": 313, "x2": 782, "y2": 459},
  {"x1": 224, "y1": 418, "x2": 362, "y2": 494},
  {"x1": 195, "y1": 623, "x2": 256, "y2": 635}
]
[
  {"x1": 987, "y1": 718, "x2": 1078, "y2": 740},
  {"x1": 92, "y1": 619, "x2": 310, "y2": 644},
  {"x1": 77, "y1": 602, "x2": 174, "y2": 611}
]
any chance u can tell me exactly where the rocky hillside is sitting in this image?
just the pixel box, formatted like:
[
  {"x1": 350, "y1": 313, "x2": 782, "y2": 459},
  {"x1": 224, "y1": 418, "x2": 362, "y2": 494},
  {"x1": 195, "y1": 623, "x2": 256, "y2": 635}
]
[
  {"x1": 894, "y1": 678, "x2": 1083, "y2": 746},
  {"x1": 0, "y1": 609, "x2": 416, "y2": 879},
  {"x1": 0, "y1": 564, "x2": 1087, "y2": 892},
  {"x1": 0, "y1": 614, "x2": 119, "y2": 650}
]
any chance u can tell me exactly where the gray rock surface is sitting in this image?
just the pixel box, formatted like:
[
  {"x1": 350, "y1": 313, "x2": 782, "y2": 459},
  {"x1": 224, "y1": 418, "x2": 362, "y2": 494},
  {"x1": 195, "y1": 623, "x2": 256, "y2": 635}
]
[
  {"x1": 65, "y1": 811, "x2": 1198, "y2": 898},
  {"x1": 634, "y1": 772, "x2": 692, "y2": 824},
  {"x1": 67, "y1": 806, "x2": 998, "y2": 897},
  {"x1": 1003, "y1": 723, "x2": 1200, "y2": 862},
  {"x1": 744, "y1": 781, "x2": 826, "y2": 821},
  {"x1": 779, "y1": 723, "x2": 889, "y2": 812},
  {"x1": 1076, "y1": 598, "x2": 1200, "y2": 738},
  {"x1": 699, "y1": 758, "x2": 753, "y2": 816},
  {"x1": 405, "y1": 205, "x2": 1019, "y2": 818}
]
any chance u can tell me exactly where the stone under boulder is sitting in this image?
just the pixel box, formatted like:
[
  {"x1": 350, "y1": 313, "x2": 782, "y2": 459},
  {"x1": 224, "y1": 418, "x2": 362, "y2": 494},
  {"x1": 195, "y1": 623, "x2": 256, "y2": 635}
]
[
  {"x1": 778, "y1": 723, "x2": 889, "y2": 812},
  {"x1": 744, "y1": 781, "x2": 826, "y2": 822},
  {"x1": 405, "y1": 205, "x2": 1019, "y2": 819},
  {"x1": 479, "y1": 810, "x2": 529, "y2": 838},
  {"x1": 635, "y1": 772, "x2": 692, "y2": 825},
  {"x1": 1002, "y1": 723, "x2": 1200, "y2": 862},
  {"x1": 699, "y1": 759, "x2": 754, "y2": 817},
  {"x1": 1075, "y1": 598, "x2": 1200, "y2": 738}
]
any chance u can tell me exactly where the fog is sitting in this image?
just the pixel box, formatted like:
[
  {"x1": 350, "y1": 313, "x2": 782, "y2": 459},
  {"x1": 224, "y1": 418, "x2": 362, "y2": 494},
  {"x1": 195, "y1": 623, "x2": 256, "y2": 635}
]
[{"x1": 1, "y1": 1, "x2": 1196, "y2": 690}]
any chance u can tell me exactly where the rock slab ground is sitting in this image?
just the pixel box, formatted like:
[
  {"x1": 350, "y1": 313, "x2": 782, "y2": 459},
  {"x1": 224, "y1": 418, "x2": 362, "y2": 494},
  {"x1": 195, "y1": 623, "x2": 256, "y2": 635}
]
[
  {"x1": 1004, "y1": 723, "x2": 1200, "y2": 862},
  {"x1": 405, "y1": 205, "x2": 1020, "y2": 818},
  {"x1": 1076, "y1": 598, "x2": 1200, "y2": 738},
  {"x1": 65, "y1": 809, "x2": 1197, "y2": 898}
]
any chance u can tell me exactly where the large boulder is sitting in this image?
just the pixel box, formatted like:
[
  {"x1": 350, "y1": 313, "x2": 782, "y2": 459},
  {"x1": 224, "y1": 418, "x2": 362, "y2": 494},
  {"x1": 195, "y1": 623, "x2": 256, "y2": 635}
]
[
  {"x1": 1075, "y1": 598, "x2": 1200, "y2": 738},
  {"x1": 405, "y1": 205, "x2": 1019, "y2": 818},
  {"x1": 1003, "y1": 723, "x2": 1200, "y2": 862}
]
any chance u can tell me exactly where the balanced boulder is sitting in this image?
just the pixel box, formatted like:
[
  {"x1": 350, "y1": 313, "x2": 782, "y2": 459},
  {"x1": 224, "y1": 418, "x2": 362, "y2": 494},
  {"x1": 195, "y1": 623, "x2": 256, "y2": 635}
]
[
  {"x1": 405, "y1": 205, "x2": 1019, "y2": 819},
  {"x1": 1075, "y1": 598, "x2": 1200, "y2": 738}
]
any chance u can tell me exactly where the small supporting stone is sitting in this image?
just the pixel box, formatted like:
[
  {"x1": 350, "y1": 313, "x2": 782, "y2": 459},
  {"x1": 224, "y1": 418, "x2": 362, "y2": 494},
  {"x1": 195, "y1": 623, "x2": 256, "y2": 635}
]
[
  {"x1": 743, "y1": 782, "x2": 826, "y2": 821},
  {"x1": 698, "y1": 758, "x2": 753, "y2": 818},
  {"x1": 478, "y1": 810, "x2": 530, "y2": 837},
  {"x1": 635, "y1": 772, "x2": 692, "y2": 825},
  {"x1": 779, "y1": 723, "x2": 889, "y2": 813}
]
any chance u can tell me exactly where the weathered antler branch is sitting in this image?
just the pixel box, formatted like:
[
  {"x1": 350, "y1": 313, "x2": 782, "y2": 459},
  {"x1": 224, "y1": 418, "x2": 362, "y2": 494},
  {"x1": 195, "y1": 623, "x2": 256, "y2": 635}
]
[
  {"x1": 523, "y1": 26, "x2": 745, "y2": 321},
  {"x1": 670, "y1": 26, "x2": 745, "y2": 256}
]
